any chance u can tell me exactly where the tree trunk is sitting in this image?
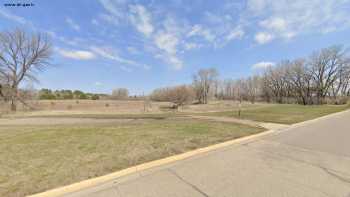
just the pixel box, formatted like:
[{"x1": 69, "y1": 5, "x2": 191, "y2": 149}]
[
  {"x1": 10, "y1": 86, "x2": 18, "y2": 111},
  {"x1": 11, "y1": 99, "x2": 17, "y2": 111}
]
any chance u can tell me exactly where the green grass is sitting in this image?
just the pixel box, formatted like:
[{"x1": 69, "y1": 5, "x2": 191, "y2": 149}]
[
  {"x1": 0, "y1": 118, "x2": 264, "y2": 197},
  {"x1": 196, "y1": 104, "x2": 350, "y2": 124}
]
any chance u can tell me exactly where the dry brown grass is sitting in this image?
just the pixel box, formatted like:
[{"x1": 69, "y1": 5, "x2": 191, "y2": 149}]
[
  {"x1": 0, "y1": 116, "x2": 264, "y2": 196},
  {"x1": 1, "y1": 100, "x2": 348, "y2": 196},
  {"x1": 1, "y1": 100, "x2": 266, "y2": 118}
]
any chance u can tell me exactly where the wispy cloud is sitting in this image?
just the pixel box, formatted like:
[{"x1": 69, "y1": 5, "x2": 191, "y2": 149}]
[
  {"x1": 254, "y1": 32, "x2": 274, "y2": 44},
  {"x1": 252, "y1": 61, "x2": 275, "y2": 69},
  {"x1": 65, "y1": 17, "x2": 80, "y2": 31},
  {"x1": 0, "y1": 8, "x2": 27, "y2": 24},
  {"x1": 184, "y1": 42, "x2": 201, "y2": 50},
  {"x1": 226, "y1": 26, "x2": 245, "y2": 41},
  {"x1": 57, "y1": 48, "x2": 96, "y2": 60},
  {"x1": 90, "y1": 46, "x2": 151, "y2": 70},
  {"x1": 247, "y1": 0, "x2": 350, "y2": 44},
  {"x1": 98, "y1": 0, "x2": 126, "y2": 21},
  {"x1": 94, "y1": 81, "x2": 104, "y2": 87},
  {"x1": 96, "y1": 0, "x2": 350, "y2": 69},
  {"x1": 187, "y1": 25, "x2": 215, "y2": 43},
  {"x1": 129, "y1": 4, "x2": 154, "y2": 37}
]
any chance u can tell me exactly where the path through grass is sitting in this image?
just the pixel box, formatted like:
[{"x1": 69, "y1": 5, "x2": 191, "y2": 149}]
[{"x1": 0, "y1": 117, "x2": 263, "y2": 196}]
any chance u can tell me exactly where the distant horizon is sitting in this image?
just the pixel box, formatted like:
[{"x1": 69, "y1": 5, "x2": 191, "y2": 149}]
[{"x1": 2, "y1": 0, "x2": 350, "y2": 95}]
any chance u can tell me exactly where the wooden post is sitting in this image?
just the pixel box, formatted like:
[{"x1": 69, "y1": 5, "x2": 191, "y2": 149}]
[
  {"x1": 238, "y1": 101, "x2": 241, "y2": 118},
  {"x1": 143, "y1": 92, "x2": 146, "y2": 112}
]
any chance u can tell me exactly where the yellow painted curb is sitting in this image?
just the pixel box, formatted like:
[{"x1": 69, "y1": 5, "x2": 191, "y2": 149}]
[
  {"x1": 27, "y1": 108, "x2": 350, "y2": 197},
  {"x1": 28, "y1": 129, "x2": 276, "y2": 197}
]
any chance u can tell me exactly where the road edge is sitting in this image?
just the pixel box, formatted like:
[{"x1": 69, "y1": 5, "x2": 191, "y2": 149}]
[
  {"x1": 28, "y1": 108, "x2": 350, "y2": 197},
  {"x1": 28, "y1": 129, "x2": 276, "y2": 197}
]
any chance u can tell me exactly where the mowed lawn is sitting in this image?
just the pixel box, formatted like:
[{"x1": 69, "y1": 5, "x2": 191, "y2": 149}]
[
  {"x1": 0, "y1": 117, "x2": 264, "y2": 197},
  {"x1": 197, "y1": 104, "x2": 350, "y2": 124}
]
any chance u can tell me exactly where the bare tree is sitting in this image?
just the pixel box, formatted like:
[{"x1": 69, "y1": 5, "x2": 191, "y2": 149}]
[
  {"x1": 192, "y1": 68, "x2": 218, "y2": 104},
  {"x1": 0, "y1": 29, "x2": 52, "y2": 111},
  {"x1": 168, "y1": 85, "x2": 195, "y2": 108},
  {"x1": 285, "y1": 59, "x2": 313, "y2": 105},
  {"x1": 150, "y1": 85, "x2": 194, "y2": 108},
  {"x1": 309, "y1": 46, "x2": 346, "y2": 104},
  {"x1": 111, "y1": 88, "x2": 129, "y2": 100},
  {"x1": 263, "y1": 63, "x2": 289, "y2": 103},
  {"x1": 211, "y1": 46, "x2": 350, "y2": 105},
  {"x1": 245, "y1": 76, "x2": 261, "y2": 104}
]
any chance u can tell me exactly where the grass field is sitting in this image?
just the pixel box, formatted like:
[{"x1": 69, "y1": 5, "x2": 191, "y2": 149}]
[
  {"x1": 0, "y1": 116, "x2": 264, "y2": 197},
  {"x1": 195, "y1": 103, "x2": 350, "y2": 124},
  {"x1": 1, "y1": 100, "x2": 350, "y2": 196}
]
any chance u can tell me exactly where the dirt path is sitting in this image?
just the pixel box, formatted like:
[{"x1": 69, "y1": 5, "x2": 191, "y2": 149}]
[
  {"x1": 187, "y1": 115, "x2": 288, "y2": 130},
  {"x1": 0, "y1": 117, "x2": 133, "y2": 126},
  {"x1": 0, "y1": 114, "x2": 288, "y2": 130}
]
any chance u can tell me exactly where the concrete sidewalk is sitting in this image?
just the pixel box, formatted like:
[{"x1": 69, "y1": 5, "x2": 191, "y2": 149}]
[{"x1": 56, "y1": 110, "x2": 350, "y2": 196}]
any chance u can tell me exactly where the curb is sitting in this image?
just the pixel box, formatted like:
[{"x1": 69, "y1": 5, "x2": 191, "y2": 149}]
[
  {"x1": 28, "y1": 108, "x2": 350, "y2": 197},
  {"x1": 28, "y1": 129, "x2": 277, "y2": 197}
]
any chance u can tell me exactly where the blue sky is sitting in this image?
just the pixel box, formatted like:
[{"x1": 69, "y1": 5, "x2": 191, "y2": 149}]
[{"x1": 1, "y1": 0, "x2": 350, "y2": 95}]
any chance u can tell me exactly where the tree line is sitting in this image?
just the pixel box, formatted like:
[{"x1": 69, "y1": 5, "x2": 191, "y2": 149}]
[
  {"x1": 39, "y1": 88, "x2": 132, "y2": 100},
  {"x1": 38, "y1": 89, "x2": 101, "y2": 100},
  {"x1": 151, "y1": 46, "x2": 350, "y2": 106}
]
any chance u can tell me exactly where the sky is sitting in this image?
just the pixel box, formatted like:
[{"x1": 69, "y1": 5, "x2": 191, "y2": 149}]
[{"x1": 1, "y1": 0, "x2": 350, "y2": 95}]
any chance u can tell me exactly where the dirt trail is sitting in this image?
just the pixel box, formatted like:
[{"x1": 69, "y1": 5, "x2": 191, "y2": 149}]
[
  {"x1": 0, "y1": 117, "x2": 133, "y2": 126},
  {"x1": 187, "y1": 115, "x2": 289, "y2": 130}
]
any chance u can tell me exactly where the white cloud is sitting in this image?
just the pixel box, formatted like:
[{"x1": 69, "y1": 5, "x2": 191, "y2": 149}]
[
  {"x1": 252, "y1": 61, "x2": 275, "y2": 69},
  {"x1": 247, "y1": 0, "x2": 267, "y2": 12},
  {"x1": 94, "y1": 82, "x2": 104, "y2": 87},
  {"x1": 90, "y1": 46, "x2": 150, "y2": 70},
  {"x1": 0, "y1": 8, "x2": 27, "y2": 24},
  {"x1": 168, "y1": 56, "x2": 183, "y2": 70},
  {"x1": 95, "y1": 0, "x2": 350, "y2": 69},
  {"x1": 90, "y1": 46, "x2": 116, "y2": 59},
  {"x1": 248, "y1": 0, "x2": 350, "y2": 42},
  {"x1": 57, "y1": 48, "x2": 96, "y2": 60},
  {"x1": 187, "y1": 25, "x2": 215, "y2": 42},
  {"x1": 154, "y1": 52, "x2": 183, "y2": 70},
  {"x1": 99, "y1": 0, "x2": 125, "y2": 19},
  {"x1": 184, "y1": 42, "x2": 201, "y2": 50},
  {"x1": 254, "y1": 32, "x2": 274, "y2": 44},
  {"x1": 226, "y1": 27, "x2": 245, "y2": 41},
  {"x1": 154, "y1": 32, "x2": 178, "y2": 55},
  {"x1": 129, "y1": 4, "x2": 154, "y2": 37},
  {"x1": 65, "y1": 17, "x2": 80, "y2": 31},
  {"x1": 260, "y1": 17, "x2": 287, "y2": 32},
  {"x1": 154, "y1": 31, "x2": 184, "y2": 70}
]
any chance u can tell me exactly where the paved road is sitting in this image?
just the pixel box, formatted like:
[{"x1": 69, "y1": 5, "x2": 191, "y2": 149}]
[{"x1": 65, "y1": 110, "x2": 350, "y2": 197}]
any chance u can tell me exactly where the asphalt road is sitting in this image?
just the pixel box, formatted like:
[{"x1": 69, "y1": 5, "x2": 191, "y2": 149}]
[{"x1": 65, "y1": 110, "x2": 350, "y2": 197}]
